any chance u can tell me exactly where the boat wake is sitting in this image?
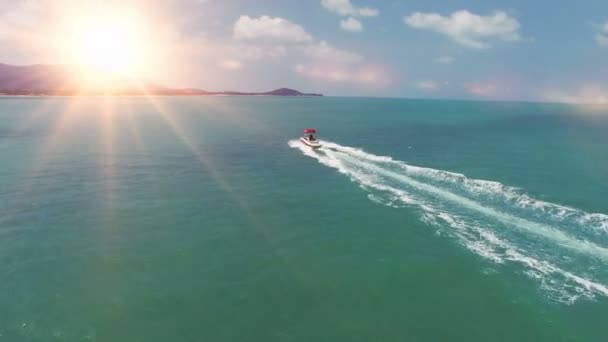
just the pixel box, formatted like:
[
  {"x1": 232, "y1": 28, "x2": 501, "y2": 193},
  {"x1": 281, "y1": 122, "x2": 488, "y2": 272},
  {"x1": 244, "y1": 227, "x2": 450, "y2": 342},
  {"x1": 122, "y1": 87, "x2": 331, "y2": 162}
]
[{"x1": 289, "y1": 139, "x2": 608, "y2": 303}]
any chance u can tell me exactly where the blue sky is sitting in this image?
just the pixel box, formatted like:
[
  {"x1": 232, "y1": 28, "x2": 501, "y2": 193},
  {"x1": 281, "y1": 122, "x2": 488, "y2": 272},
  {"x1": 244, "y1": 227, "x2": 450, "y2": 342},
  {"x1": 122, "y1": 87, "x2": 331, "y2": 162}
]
[{"x1": 1, "y1": 0, "x2": 607, "y2": 102}]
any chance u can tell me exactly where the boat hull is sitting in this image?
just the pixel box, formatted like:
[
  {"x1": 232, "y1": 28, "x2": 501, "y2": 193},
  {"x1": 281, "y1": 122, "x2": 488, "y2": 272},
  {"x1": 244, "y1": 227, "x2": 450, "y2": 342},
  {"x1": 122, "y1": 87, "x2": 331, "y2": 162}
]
[{"x1": 300, "y1": 137, "x2": 321, "y2": 148}]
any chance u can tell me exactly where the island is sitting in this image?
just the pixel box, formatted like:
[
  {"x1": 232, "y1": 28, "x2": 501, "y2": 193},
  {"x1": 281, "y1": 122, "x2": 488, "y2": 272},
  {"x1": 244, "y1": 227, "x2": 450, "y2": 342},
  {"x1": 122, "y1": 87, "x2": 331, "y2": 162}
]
[{"x1": 0, "y1": 63, "x2": 323, "y2": 97}]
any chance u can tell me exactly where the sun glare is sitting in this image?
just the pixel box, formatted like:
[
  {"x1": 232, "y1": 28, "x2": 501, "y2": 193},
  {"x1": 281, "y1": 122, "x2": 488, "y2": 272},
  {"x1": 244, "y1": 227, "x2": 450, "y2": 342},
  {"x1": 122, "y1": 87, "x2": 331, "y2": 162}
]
[
  {"x1": 78, "y1": 24, "x2": 135, "y2": 74},
  {"x1": 68, "y1": 8, "x2": 143, "y2": 76}
]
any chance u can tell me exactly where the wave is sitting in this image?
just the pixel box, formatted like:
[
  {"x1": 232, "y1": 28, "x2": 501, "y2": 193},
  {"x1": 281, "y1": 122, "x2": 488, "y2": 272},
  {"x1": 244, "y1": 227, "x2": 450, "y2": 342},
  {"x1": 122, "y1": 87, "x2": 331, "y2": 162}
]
[{"x1": 289, "y1": 139, "x2": 608, "y2": 303}]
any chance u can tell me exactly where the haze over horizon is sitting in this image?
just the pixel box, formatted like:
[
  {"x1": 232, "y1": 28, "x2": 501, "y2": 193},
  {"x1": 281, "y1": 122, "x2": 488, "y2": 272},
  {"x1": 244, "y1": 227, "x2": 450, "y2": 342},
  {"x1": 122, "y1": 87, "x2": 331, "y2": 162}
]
[{"x1": 1, "y1": 0, "x2": 607, "y2": 103}]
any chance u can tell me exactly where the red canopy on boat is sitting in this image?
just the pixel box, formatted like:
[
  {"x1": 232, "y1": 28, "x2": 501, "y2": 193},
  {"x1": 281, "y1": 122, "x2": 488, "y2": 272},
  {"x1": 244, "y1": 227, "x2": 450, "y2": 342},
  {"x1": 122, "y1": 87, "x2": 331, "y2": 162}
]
[{"x1": 304, "y1": 128, "x2": 316, "y2": 133}]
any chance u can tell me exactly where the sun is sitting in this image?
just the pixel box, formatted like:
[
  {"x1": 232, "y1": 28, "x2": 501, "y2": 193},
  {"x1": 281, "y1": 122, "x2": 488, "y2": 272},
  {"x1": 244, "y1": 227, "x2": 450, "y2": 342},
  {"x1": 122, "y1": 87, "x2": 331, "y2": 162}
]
[
  {"x1": 69, "y1": 8, "x2": 143, "y2": 76},
  {"x1": 78, "y1": 24, "x2": 135, "y2": 74}
]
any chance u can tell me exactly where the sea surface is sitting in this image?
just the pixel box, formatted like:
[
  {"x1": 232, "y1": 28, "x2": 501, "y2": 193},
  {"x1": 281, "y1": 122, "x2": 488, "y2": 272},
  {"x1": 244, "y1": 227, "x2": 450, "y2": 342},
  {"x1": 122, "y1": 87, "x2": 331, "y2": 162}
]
[{"x1": 1, "y1": 96, "x2": 608, "y2": 341}]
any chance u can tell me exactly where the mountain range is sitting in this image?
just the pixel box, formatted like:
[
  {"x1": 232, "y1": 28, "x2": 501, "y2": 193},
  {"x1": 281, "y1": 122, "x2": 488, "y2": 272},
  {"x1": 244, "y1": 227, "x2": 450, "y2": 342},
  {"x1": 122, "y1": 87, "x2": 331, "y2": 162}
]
[{"x1": 0, "y1": 63, "x2": 322, "y2": 96}]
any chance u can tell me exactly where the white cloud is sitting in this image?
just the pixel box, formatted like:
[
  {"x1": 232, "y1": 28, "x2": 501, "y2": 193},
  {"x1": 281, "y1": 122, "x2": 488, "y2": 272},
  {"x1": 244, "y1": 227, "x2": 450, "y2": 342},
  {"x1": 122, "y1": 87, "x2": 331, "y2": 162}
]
[
  {"x1": 230, "y1": 15, "x2": 363, "y2": 66},
  {"x1": 466, "y1": 82, "x2": 498, "y2": 96},
  {"x1": 300, "y1": 40, "x2": 363, "y2": 64},
  {"x1": 404, "y1": 10, "x2": 521, "y2": 49},
  {"x1": 596, "y1": 21, "x2": 608, "y2": 47},
  {"x1": 233, "y1": 15, "x2": 313, "y2": 43},
  {"x1": 417, "y1": 80, "x2": 440, "y2": 91},
  {"x1": 217, "y1": 59, "x2": 242, "y2": 70},
  {"x1": 435, "y1": 56, "x2": 454, "y2": 64},
  {"x1": 321, "y1": 0, "x2": 378, "y2": 17},
  {"x1": 294, "y1": 63, "x2": 385, "y2": 84},
  {"x1": 228, "y1": 14, "x2": 367, "y2": 85},
  {"x1": 235, "y1": 45, "x2": 287, "y2": 60},
  {"x1": 341, "y1": 17, "x2": 363, "y2": 32}
]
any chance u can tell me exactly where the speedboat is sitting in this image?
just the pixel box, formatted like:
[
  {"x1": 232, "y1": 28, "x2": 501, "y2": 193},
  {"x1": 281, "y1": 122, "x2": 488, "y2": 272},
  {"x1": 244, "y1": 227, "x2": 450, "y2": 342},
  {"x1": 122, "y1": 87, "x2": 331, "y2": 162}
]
[{"x1": 300, "y1": 128, "x2": 321, "y2": 148}]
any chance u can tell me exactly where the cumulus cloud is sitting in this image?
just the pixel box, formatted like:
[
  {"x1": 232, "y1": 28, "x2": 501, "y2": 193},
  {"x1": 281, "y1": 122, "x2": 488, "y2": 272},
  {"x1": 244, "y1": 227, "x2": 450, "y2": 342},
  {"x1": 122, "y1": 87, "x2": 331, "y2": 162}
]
[
  {"x1": 417, "y1": 80, "x2": 440, "y2": 91},
  {"x1": 321, "y1": 0, "x2": 378, "y2": 17},
  {"x1": 404, "y1": 10, "x2": 521, "y2": 49},
  {"x1": 466, "y1": 82, "x2": 498, "y2": 96},
  {"x1": 231, "y1": 45, "x2": 287, "y2": 60},
  {"x1": 299, "y1": 40, "x2": 363, "y2": 64},
  {"x1": 216, "y1": 59, "x2": 242, "y2": 70},
  {"x1": 231, "y1": 15, "x2": 361, "y2": 63},
  {"x1": 229, "y1": 14, "x2": 367, "y2": 85},
  {"x1": 596, "y1": 21, "x2": 608, "y2": 47},
  {"x1": 341, "y1": 17, "x2": 363, "y2": 32},
  {"x1": 435, "y1": 56, "x2": 454, "y2": 64},
  {"x1": 294, "y1": 63, "x2": 386, "y2": 85},
  {"x1": 233, "y1": 15, "x2": 313, "y2": 43}
]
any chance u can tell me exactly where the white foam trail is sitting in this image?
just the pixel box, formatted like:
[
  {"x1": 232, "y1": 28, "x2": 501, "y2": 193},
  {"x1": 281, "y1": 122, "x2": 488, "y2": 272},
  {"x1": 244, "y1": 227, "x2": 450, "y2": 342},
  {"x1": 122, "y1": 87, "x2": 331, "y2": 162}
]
[
  {"x1": 332, "y1": 150, "x2": 608, "y2": 260},
  {"x1": 289, "y1": 139, "x2": 608, "y2": 303},
  {"x1": 431, "y1": 211, "x2": 608, "y2": 300},
  {"x1": 322, "y1": 141, "x2": 608, "y2": 235}
]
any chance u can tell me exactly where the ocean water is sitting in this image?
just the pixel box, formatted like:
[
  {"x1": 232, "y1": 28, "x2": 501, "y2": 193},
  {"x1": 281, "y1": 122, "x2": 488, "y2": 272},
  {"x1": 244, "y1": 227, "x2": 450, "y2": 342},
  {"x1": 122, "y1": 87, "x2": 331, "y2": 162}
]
[{"x1": 1, "y1": 96, "x2": 607, "y2": 341}]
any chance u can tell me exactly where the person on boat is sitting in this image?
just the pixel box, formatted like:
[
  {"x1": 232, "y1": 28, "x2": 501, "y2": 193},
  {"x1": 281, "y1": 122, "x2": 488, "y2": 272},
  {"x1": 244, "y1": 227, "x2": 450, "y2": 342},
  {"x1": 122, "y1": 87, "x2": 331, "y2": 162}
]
[{"x1": 309, "y1": 134, "x2": 315, "y2": 141}]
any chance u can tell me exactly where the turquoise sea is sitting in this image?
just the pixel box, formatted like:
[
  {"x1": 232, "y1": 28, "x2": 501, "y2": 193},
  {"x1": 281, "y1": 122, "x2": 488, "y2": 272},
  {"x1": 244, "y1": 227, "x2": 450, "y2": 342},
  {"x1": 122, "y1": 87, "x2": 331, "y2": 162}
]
[{"x1": 1, "y1": 96, "x2": 608, "y2": 341}]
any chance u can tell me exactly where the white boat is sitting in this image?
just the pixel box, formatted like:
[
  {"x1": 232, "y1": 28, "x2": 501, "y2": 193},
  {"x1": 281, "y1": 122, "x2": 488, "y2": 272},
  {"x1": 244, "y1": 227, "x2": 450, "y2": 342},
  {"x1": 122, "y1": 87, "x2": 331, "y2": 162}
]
[{"x1": 300, "y1": 128, "x2": 321, "y2": 148}]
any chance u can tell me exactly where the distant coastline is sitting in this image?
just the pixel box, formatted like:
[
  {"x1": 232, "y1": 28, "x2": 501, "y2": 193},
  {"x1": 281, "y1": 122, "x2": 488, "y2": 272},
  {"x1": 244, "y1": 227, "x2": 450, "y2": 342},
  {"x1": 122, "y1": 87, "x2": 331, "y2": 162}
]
[
  {"x1": 0, "y1": 63, "x2": 322, "y2": 97},
  {"x1": 0, "y1": 87, "x2": 323, "y2": 97}
]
